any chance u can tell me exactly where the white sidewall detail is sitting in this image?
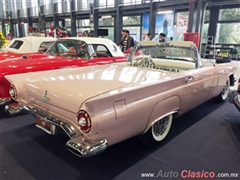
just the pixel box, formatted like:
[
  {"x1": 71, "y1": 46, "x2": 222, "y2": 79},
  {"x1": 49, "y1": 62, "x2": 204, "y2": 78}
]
[
  {"x1": 151, "y1": 114, "x2": 173, "y2": 142},
  {"x1": 221, "y1": 80, "x2": 230, "y2": 101}
]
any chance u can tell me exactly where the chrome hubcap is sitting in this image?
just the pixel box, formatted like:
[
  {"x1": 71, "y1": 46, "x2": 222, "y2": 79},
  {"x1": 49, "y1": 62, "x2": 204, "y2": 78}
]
[{"x1": 153, "y1": 116, "x2": 169, "y2": 137}]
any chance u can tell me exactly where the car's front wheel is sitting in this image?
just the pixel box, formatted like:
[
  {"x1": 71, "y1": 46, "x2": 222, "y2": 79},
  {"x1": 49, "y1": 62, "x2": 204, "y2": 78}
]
[
  {"x1": 215, "y1": 78, "x2": 230, "y2": 103},
  {"x1": 139, "y1": 114, "x2": 173, "y2": 146}
]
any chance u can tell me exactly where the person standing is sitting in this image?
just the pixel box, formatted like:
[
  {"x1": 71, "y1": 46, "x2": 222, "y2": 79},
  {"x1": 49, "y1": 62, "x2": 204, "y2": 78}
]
[
  {"x1": 120, "y1": 30, "x2": 126, "y2": 42},
  {"x1": 119, "y1": 30, "x2": 126, "y2": 50},
  {"x1": 144, "y1": 32, "x2": 151, "y2": 41},
  {"x1": 159, "y1": 33, "x2": 166, "y2": 42},
  {"x1": 120, "y1": 30, "x2": 134, "y2": 52},
  {"x1": 152, "y1": 32, "x2": 166, "y2": 42}
]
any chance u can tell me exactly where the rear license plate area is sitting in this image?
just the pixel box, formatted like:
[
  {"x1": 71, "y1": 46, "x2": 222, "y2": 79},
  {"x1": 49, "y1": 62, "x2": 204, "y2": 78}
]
[{"x1": 36, "y1": 115, "x2": 56, "y2": 135}]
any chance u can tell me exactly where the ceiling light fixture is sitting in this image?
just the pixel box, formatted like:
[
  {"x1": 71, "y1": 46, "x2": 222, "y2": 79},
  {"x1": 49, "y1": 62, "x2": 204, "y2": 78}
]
[
  {"x1": 157, "y1": 10, "x2": 173, "y2": 14},
  {"x1": 101, "y1": 15, "x2": 112, "y2": 19}
]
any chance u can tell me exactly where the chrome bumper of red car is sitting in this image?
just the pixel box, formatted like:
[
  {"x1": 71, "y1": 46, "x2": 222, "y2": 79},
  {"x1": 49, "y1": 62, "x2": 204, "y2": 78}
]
[
  {"x1": 22, "y1": 106, "x2": 108, "y2": 158},
  {"x1": 0, "y1": 97, "x2": 12, "y2": 106},
  {"x1": 4, "y1": 103, "x2": 22, "y2": 115}
]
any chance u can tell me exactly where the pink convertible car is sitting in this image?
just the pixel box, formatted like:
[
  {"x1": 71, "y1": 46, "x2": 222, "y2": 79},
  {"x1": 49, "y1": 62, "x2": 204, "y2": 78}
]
[{"x1": 5, "y1": 41, "x2": 236, "y2": 157}]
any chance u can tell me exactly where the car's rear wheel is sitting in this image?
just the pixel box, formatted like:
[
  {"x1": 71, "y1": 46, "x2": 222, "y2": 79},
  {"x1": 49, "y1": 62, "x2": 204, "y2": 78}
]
[
  {"x1": 139, "y1": 114, "x2": 173, "y2": 146},
  {"x1": 215, "y1": 78, "x2": 230, "y2": 103}
]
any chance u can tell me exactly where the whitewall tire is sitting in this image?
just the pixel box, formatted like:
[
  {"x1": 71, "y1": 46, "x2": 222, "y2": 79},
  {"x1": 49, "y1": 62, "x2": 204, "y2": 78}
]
[
  {"x1": 139, "y1": 114, "x2": 173, "y2": 146},
  {"x1": 215, "y1": 78, "x2": 230, "y2": 103}
]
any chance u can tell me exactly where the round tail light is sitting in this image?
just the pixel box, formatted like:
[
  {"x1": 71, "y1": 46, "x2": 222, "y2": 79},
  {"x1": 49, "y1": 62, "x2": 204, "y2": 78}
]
[
  {"x1": 77, "y1": 110, "x2": 91, "y2": 133},
  {"x1": 9, "y1": 84, "x2": 17, "y2": 101}
]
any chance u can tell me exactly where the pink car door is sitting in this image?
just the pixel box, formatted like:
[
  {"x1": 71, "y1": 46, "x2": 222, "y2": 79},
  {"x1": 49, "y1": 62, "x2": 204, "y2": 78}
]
[{"x1": 180, "y1": 66, "x2": 217, "y2": 114}]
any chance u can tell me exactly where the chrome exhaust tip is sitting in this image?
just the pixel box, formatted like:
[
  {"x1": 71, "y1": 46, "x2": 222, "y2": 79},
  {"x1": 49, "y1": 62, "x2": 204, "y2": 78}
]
[{"x1": 66, "y1": 139, "x2": 107, "y2": 158}]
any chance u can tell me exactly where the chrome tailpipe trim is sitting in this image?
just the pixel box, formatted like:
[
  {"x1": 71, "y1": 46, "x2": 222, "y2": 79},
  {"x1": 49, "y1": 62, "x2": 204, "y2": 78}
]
[
  {"x1": 66, "y1": 139, "x2": 108, "y2": 158},
  {"x1": 4, "y1": 104, "x2": 23, "y2": 115},
  {"x1": 0, "y1": 97, "x2": 12, "y2": 105}
]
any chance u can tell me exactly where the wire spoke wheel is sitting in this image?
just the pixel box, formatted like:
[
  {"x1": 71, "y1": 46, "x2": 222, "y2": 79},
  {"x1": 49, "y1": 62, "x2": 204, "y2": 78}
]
[
  {"x1": 151, "y1": 114, "x2": 173, "y2": 142},
  {"x1": 221, "y1": 80, "x2": 230, "y2": 100},
  {"x1": 215, "y1": 78, "x2": 230, "y2": 103}
]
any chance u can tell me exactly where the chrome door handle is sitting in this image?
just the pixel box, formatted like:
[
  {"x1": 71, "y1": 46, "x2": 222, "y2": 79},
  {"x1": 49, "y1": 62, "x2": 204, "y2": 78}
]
[
  {"x1": 218, "y1": 70, "x2": 224, "y2": 74},
  {"x1": 185, "y1": 77, "x2": 193, "y2": 83}
]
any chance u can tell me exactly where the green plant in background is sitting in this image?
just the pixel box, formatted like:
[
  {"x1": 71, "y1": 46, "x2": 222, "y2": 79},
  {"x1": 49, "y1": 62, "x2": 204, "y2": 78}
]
[{"x1": 0, "y1": 31, "x2": 7, "y2": 49}]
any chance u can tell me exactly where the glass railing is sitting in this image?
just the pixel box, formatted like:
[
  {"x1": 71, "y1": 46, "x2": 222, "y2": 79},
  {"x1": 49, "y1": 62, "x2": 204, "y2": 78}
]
[
  {"x1": 54, "y1": 2, "x2": 62, "y2": 13},
  {"x1": 29, "y1": 6, "x2": 39, "y2": 17},
  {"x1": 63, "y1": 1, "x2": 71, "y2": 13},
  {"x1": 19, "y1": 8, "x2": 28, "y2": 17},
  {"x1": 11, "y1": 10, "x2": 18, "y2": 18},
  {"x1": 97, "y1": 0, "x2": 115, "y2": 8},
  {"x1": 41, "y1": 4, "x2": 54, "y2": 15},
  {"x1": 0, "y1": 11, "x2": 5, "y2": 19},
  {"x1": 120, "y1": 0, "x2": 142, "y2": 6}
]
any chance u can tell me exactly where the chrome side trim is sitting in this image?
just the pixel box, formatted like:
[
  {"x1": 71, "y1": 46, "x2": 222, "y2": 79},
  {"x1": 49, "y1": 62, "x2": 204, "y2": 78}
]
[
  {"x1": 0, "y1": 97, "x2": 12, "y2": 106},
  {"x1": 143, "y1": 109, "x2": 179, "y2": 134},
  {"x1": 23, "y1": 106, "x2": 108, "y2": 157}
]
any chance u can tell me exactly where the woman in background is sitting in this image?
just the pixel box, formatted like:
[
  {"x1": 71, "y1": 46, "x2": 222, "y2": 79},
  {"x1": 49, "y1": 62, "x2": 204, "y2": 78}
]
[{"x1": 144, "y1": 32, "x2": 151, "y2": 41}]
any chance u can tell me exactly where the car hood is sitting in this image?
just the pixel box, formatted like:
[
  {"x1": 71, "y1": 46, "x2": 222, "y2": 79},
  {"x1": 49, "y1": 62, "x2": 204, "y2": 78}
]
[
  {"x1": 6, "y1": 64, "x2": 181, "y2": 113},
  {"x1": 0, "y1": 50, "x2": 45, "y2": 61}
]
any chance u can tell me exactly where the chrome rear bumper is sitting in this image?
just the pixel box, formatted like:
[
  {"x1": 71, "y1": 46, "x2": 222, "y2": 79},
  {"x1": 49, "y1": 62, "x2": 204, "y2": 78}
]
[
  {"x1": 0, "y1": 97, "x2": 12, "y2": 106},
  {"x1": 23, "y1": 106, "x2": 108, "y2": 158}
]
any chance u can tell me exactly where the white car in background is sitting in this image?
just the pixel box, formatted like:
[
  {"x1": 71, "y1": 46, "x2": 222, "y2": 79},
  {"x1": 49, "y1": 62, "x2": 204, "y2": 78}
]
[{"x1": 0, "y1": 36, "x2": 57, "y2": 61}]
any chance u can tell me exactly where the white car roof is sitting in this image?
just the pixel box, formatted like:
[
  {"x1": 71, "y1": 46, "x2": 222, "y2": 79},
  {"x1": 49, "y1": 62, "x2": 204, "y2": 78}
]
[
  {"x1": 60, "y1": 37, "x2": 125, "y2": 57},
  {"x1": 4, "y1": 36, "x2": 57, "y2": 53}
]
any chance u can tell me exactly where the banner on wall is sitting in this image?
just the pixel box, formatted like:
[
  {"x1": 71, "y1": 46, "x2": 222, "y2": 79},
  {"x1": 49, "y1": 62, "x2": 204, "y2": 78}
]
[
  {"x1": 175, "y1": 14, "x2": 188, "y2": 35},
  {"x1": 142, "y1": 12, "x2": 174, "y2": 39}
]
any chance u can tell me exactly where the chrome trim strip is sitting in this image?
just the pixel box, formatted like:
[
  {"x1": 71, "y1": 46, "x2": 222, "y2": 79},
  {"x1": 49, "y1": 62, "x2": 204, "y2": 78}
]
[{"x1": 143, "y1": 109, "x2": 179, "y2": 134}]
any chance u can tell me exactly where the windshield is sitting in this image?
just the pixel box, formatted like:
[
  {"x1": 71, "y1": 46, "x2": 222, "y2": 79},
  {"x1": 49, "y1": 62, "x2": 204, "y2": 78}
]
[
  {"x1": 129, "y1": 44, "x2": 198, "y2": 71},
  {"x1": 136, "y1": 46, "x2": 197, "y2": 61},
  {"x1": 46, "y1": 40, "x2": 92, "y2": 59}
]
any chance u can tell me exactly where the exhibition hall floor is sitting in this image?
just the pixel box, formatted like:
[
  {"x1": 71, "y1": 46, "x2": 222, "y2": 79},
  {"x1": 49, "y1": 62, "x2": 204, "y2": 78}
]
[{"x1": 1, "y1": 61, "x2": 240, "y2": 180}]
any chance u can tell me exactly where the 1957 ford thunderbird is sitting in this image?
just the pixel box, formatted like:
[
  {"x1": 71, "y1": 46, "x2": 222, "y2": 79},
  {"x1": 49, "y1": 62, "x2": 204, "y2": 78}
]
[{"x1": 5, "y1": 41, "x2": 236, "y2": 157}]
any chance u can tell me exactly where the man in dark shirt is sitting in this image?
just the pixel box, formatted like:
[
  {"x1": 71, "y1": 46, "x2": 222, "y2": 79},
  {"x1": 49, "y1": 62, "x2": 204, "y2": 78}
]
[{"x1": 120, "y1": 30, "x2": 134, "y2": 52}]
